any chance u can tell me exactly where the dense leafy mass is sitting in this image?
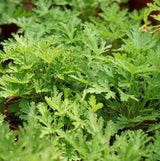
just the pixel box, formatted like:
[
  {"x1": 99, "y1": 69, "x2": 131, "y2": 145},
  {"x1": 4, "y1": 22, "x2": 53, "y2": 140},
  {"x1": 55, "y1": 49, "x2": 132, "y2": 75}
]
[{"x1": 0, "y1": 0, "x2": 160, "y2": 160}]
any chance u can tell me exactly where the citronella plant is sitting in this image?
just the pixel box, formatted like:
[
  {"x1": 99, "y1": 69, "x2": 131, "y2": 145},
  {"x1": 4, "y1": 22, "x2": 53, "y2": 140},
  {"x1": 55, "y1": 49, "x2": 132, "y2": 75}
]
[
  {"x1": 0, "y1": 0, "x2": 32, "y2": 25},
  {"x1": 0, "y1": 0, "x2": 160, "y2": 160},
  {"x1": 54, "y1": 0, "x2": 129, "y2": 21}
]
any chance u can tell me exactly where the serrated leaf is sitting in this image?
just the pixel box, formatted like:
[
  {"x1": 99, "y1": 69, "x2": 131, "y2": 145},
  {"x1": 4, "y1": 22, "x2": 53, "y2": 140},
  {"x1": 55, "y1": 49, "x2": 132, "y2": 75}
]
[
  {"x1": 118, "y1": 88, "x2": 138, "y2": 102},
  {"x1": 105, "y1": 91, "x2": 116, "y2": 99},
  {"x1": 2, "y1": 73, "x2": 34, "y2": 84},
  {"x1": 58, "y1": 129, "x2": 88, "y2": 157},
  {"x1": 87, "y1": 79, "x2": 111, "y2": 94},
  {"x1": 86, "y1": 111, "x2": 104, "y2": 135},
  {"x1": 88, "y1": 95, "x2": 103, "y2": 112},
  {"x1": 120, "y1": 26, "x2": 157, "y2": 53},
  {"x1": 151, "y1": 14, "x2": 160, "y2": 21}
]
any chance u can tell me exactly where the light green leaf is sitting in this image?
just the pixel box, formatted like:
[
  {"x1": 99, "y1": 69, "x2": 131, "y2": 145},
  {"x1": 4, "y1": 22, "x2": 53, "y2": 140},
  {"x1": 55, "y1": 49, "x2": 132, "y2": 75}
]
[
  {"x1": 88, "y1": 95, "x2": 103, "y2": 112},
  {"x1": 118, "y1": 88, "x2": 138, "y2": 102},
  {"x1": 69, "y1": 75, "x2": 90, "y2": 85},
  {"x1": 2, "y1": 73, "x2": 34, "y2": 84}
]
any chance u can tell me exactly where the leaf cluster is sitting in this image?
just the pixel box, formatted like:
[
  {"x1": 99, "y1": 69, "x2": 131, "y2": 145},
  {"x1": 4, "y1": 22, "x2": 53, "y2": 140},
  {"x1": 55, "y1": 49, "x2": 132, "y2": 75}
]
[{"x1": 0, "y1": 0, "x2": 160, "y2": 160}]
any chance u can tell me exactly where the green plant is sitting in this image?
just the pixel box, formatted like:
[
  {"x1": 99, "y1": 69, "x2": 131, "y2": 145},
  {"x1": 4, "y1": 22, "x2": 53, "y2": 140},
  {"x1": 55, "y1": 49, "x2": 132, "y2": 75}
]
[
  {"x1": 0, "y1": 0, "x2": 160, "y2": 160},
  {"x1": 0, "y1": 0, "x2": 32, "y2": 25}
]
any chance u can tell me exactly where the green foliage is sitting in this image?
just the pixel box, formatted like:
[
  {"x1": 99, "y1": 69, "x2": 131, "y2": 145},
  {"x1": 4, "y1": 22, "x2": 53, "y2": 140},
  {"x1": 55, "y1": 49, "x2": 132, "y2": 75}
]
[
  {"x1": 0, "y1": 0, "x2": 160, "y2": 160},
  {"x1": 87, "y1": 95, "x2": 103, "y2": 112},
  {"x1": 147, "y1": 0, "x2": 160, "y2": 20},
  {"x1": 0, "y1": 103, "x2": 157, "y2": 160},
  {"x1": 0, "y1": 0, "x2": 32, "y2": 25},
  {"x1": 54, "y1": 0, "x2": 129, "y2": 21}
]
